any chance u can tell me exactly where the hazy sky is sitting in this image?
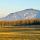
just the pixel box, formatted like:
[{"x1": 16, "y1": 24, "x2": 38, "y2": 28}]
[{"x1": 0, "y1": 0, "x2": 40, "y2": 18}]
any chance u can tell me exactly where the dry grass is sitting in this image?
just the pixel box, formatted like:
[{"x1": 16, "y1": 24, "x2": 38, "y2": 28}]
[
  {"x1": 0, "y1": 27, "x2": 40, "y2": 40},
  {"x1": 0, "y1": 18, "x2": 40, "y2": 40},
  {"x1": 0, "y1": 31, "x2": 40, "y2": 40}
]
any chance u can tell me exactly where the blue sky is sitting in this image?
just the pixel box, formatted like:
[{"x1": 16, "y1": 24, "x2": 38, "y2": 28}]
[{"x1": 0, "y1": 0, "x2": 40, "y2": 18}]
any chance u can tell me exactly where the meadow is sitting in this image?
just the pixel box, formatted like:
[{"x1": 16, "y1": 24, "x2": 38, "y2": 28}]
[
  {"x1": 0, "y1": 26, "x2": 40, "y2": 40},
  {"x1": 0, "y1": 19, "x2": 40, "y2": 40}
]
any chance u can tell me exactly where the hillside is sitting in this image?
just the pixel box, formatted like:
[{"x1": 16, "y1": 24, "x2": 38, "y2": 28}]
[{"x1": 0, "y1": 9, "x2": 40, "y2": 21}]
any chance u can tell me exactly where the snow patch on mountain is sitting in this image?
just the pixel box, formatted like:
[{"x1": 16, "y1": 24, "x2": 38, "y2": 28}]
[{"x1": 0, "y1": 9, "x2": 40, "y2": 21}]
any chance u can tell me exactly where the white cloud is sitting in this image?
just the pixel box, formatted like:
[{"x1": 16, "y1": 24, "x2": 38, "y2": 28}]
[{"x1": 0, "y1": 8, "x2": 14, "y2": 18}]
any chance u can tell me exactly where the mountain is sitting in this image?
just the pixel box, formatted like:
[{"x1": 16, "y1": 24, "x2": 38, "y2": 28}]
[{"x1": 1, "y1": 9, "x2": 40, "y2": 21}]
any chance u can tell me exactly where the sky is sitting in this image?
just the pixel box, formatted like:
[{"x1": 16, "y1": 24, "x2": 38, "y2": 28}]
[{"x1": 0, "y1": 0, "x2": 40, "y2": 18}]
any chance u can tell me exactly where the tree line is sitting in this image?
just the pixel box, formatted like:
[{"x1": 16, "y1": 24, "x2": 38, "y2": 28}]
[{"x1": 0, "y1": 18, "x2": 40, "y2": 27}]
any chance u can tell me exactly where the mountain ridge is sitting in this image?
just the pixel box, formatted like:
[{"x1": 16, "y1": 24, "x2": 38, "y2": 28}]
[{"x1": 0, "y1": 9, "x2": 40, "y2": 21}]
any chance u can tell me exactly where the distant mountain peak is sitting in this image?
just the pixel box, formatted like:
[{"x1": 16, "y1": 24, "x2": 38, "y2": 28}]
[{"x1": 0, "y1": 9, "x2": 40, "y2": 21}]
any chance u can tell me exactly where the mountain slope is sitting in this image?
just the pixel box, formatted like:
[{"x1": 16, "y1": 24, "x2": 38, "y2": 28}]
[{"x1": 1, "y1": 9, "x2": 40, "y2": 21}]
